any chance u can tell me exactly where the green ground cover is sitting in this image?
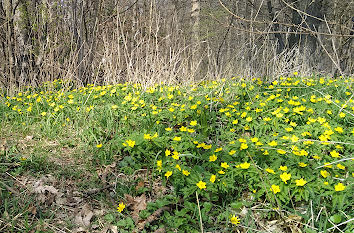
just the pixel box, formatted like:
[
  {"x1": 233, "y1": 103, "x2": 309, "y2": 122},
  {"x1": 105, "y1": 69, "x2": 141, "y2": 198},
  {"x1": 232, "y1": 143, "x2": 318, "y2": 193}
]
[{"x1": 1, "y1": 76, "x2": 353, "y2": 232}]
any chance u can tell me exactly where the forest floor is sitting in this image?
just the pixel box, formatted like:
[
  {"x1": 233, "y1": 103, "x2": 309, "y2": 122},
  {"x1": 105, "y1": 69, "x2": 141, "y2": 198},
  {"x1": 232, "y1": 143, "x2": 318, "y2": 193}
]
[{"x1": 0, "y1": 76, "x2": 353, "y2": 232}]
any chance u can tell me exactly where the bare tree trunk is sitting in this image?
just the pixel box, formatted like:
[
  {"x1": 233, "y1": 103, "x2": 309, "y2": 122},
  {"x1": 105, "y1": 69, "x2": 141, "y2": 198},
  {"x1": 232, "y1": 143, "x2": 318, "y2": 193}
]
[
  {"x1": 267, "y1": 0, "x2": 285, "y2": 54},
  {"x1": 190, "y1": 0, "x2": 200, "y2": 79}
]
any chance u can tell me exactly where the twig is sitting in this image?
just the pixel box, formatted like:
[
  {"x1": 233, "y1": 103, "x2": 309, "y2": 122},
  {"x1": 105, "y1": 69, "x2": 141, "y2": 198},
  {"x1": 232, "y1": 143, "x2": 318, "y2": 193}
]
[
  {"x1": 83, "y1": 182, "x2": 116, "y2": 196},
  {"x1": 327, "y1": 219, "x2": 344, "y2": 233},
  {"x1": 196, "y1": 191, "x2": 204, "y2": 233},
  {"x1": 0, "y1": 180, "x2": 19, "y2": 195},
  {"x1": 319, "y1": 217, "x2": 354, "y2": 232},
  {"x1": 315, "y1": 157, "x2": 353, "y2": 169}
]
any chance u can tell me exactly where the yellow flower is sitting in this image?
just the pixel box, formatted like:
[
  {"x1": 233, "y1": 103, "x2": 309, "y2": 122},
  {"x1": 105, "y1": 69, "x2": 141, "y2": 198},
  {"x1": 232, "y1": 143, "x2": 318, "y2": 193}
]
[
  {"x1": 271, "y1": 185, "x2": 280, "y2": 194},
  {"x1": 239, "y1": 138, "x2": 247, "y2": 143},
  {"x1": 336, "y1": 164, "x2": 345, "y2": 170},
  {"x1": 295, "y1": 178, "x2": 307, "y2": 186},
  {"x1": 229, "y1": 150, "x2": 236, "y2": 155},
  {"x1": 280, "y1": 172, "x2": 291, "y2": 184},
  {"x1": 268, "y1": 141, "x2": 277, "y2": 147},
  {"x1": 221, "y1": 162, "x2": 230, "y2": 169},
  {"x1": 210, "y1": 175, "x2": 216, "y2": 183},
  {"x1": 165, "y1": 149, "x2": 171, "y2": 156},
  {"x1": 230, "y1": 215, "x2": 240, "y2": 225},
  {"x1": 96, "y1": 144, "x2": 103, "y2": 148},
  {"x1": 117, "y1": 202, "x2": 125, "y2": 212},
  {"x1": 277, "y1": 149, "x2": 286, "y2": 154},
  {"x1": 214, "y1": 147, "x2": 223, "y2": 152},
  {"x1": 157, "y1": 160, "x2": 162, "y2": 167},
  {"x1": 232, "y1": 119, "x2": 238, "y2": 125},
  {"x1": 175, "y1": 164, "x2": 181, "y2": 171},
  {"x1": 330, "y1": 150, "x2": 340, "y2": 158},
  {"x1": 334, "y1": 183, "x2": 346, "y2": 191},
  {"x1": 203, "y1": 144, "x2": 212, "y2": 149},
  {"x1": 285, "y1": 127, "x2": 293, "y2": 132},
  {"x1": 246, "y1": 116, "x2": 252, "y2": 122},
  {"x1": 196, "y1": 181, "x2": 206, "y2": 190},
  {"x1": 264, "y1": 117, "x2": 272, "y2": 121},
  {"x1": 165, "y1": 171, "x2": 172, "y2": 179},
  {"x1": 125, "y1": 139, "x2": 136, "y2": 148},
  {"x1": 173, "y1": 136, "x2": 181, "y2": 141},
  {"x1": 339, "y1": 112, "x2": 346, "y2": 118},
  {"x1": 334, "y1": 127, "x2": 343, "y2": 133},
  {"x1": 240, "y1": 143, "x2": 248, "y2": 150},
  {"x1": 209, "y1": 154, "x2": 217, "y2": 162},
  {"x1": 251, "y1": 137, "x2": 259, "y2": 143},
  {"x1": 190, "y1": 121, "x2": 197, "y2": 126},
  {"x1": 239, "y1": 162, "x2": 250, "y2": 169},
  {"x1": 165, "y1": 127, "x2": 172, "y2": 131},
  {"x1": 172, "y1": 151, "x2": 179, "y2": 160},
  {"x1": 218, "y1": 170, "x2": 225, "y2": 174},
  {"x1": 187, "y1": 128, "x2": 195, "y2": 133},
  {"x1": 279, "y1": 166, "x2": 287, "y2": 171},
  {"x1": 290, "y1": 135, "x2": 299, "y2": 142},
  {"x1": 182, "y1": 170, "x2": 190, "y2": 176},
  {"x1": 144, "y1": 134, "x2": 152, "y2": 140},
  {"x1": 298, "y1": 162, "x2": 307, "y2": 167},
  {"x1": 266, "y1": 168, "x2": 275, "y2": 174}
]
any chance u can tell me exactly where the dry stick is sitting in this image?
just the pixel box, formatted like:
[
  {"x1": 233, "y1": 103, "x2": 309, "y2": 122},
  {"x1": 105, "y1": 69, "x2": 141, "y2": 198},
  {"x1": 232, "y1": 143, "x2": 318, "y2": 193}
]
[
  {"x1": 217, "y1": 0, "x2": 354, "y2": 37},
  {"x1": 0, "y1": 180, "x2": 19, "y2": 195},
  {"x1": 307, "y1": 86, "x2": 354, "y2": 117},
  {"x1": 339, "y1": 92, "x2": 354, "y2": 115},
  {"x1": 315, "y1": 157, "x2": 353, "y2": 169},
  {"x1": 315, "y1": 30, "x2": 344, "y2": 77},
  {"x1": 195, "y1": 191, "x2": 204, "y2": 233},
  {"x1": 315, "y1": 207, "x2": 323, "y2": 222},
  {"x1": 310, "y1": 200, "x2": 314, "y2": 229},
  {"x1": 280, "y1": 0, "x2": 353, "y2": 30},
  {"x1": 324, "y1": 15, "x2": 344, "y2": 77},
  {"x1": 328, "y1": 219, "x2": 345, "y2": 233}
]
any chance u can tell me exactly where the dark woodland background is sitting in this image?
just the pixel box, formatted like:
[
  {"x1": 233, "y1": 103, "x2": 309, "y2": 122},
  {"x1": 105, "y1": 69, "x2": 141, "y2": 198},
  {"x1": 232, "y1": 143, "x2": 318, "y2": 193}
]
[{"x1": 1, "y1": 0, "x2": 353, "y2": 89}]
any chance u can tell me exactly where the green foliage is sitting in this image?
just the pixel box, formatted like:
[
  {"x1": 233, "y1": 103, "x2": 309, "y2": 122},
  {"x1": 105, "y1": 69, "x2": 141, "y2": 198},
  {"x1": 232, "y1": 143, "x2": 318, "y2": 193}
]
[{"x1": 1, "y1": 76, "x2": 353, "y2": 232}]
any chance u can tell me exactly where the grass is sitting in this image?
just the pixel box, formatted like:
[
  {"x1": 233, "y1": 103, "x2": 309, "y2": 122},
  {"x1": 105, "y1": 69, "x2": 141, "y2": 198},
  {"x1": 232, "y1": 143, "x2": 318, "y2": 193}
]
[{"x1": 0, "y1": 76, "x2": 353, "y2": 232}]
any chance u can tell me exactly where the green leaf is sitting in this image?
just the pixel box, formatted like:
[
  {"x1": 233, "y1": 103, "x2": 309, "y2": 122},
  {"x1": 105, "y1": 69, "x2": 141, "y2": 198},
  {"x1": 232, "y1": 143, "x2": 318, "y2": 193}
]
[
  {"x1": 230, "y1": 202, "x2": 243, "y2": 209},
  {"x1": 330, "y1": 214, "x2": 342, "y2": 224}
]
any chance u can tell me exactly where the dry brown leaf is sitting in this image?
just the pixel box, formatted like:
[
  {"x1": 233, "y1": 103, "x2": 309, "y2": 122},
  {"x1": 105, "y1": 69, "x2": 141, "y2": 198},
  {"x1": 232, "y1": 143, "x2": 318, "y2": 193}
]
[
  {"x1": 110, "y1": 226, "x2": 118, "y2": 233},
  {"x1": 74, "y1": 204, "x2": 94, "y2": 228},
  {"x1": 33, "y1": 179, "x2": 58, "y2": 205},
  {"x1": 135, "y1": 181, "x2": 145, "y2": 191},
  {"x1": 153, "y1": 228, "x2": 166, "y2": 233},
  {"x1": 0, "y1": 138, "x2": 7, "y2": 152},
  {"x1": 97, "y1": 162, "x2": 116, "y2": 184},
  {"x1": 124, "y1": 194, "x2": 147, "y2": 223}
]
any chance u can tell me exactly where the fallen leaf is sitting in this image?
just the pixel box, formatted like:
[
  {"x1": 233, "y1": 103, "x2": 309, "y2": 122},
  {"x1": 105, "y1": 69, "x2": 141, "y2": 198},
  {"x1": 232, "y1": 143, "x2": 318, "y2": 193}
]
[
  {"x1": 110, "y1": 226, "x2": 118, "y2": 233},
  {"x1": 97, "y1": 162, "x2": 116, "y2": 185},
  {"x1": 124, "y1": 194, "x2": 147, "y2": 223},
  {"x1": 135, "y1": 181, "x2": 145, "y2": 191},
  {"x1": 74, "y1": 204, "x2": 94, "y2": 228}
]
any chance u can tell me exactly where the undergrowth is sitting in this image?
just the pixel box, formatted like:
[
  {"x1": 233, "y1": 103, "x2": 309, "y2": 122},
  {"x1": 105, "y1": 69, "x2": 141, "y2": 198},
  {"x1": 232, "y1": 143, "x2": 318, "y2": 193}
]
[{"x1": 1, "y1": 75, "x2": 353, "y2": 232}]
